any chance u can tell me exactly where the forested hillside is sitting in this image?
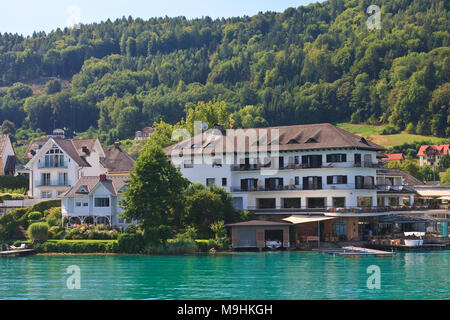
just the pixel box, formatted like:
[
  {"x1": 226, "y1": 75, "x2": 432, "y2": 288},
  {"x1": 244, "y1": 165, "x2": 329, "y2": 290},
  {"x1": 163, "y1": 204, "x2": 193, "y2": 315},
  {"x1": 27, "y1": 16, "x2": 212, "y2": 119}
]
[{"x1": 0, "y1": 0, "x2": 449, "y2": 144}]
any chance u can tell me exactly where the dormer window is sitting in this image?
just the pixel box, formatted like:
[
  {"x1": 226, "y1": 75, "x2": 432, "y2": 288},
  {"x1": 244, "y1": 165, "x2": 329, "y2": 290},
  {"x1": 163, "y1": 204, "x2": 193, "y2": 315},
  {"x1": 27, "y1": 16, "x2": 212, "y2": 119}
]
[
  {"x1": 42, "y1": 145, "x2": 65, "y2": 168},
  {"x1": 118, "y1": 185, "x2": 129, "y2": 193},
  {"x1": 360, "y1": 137, "x2": 369, "y2": 145},
  {"x1": 287, "y1": 139, "x2": 299, "y2": 144},
  {"x1": 191, "y1": 144, "x2": 200, "y2": 149},
  {"x1": 77, "y1": 185, "x2": 89, "y2": 194},
  {"x1": 305, "y1": 138, "x2": 318, "y2": 143}
]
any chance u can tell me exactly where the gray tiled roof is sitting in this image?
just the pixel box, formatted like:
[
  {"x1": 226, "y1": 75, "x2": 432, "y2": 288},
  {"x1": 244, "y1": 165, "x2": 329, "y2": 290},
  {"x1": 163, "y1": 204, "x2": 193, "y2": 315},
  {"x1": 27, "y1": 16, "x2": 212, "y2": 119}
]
[
  {"x1": 63, "y1": 175, "x2": 130, "y2": 197},
  {"x1": 164, "y1": 123, "x2": 385, "y2": 155},
  {"x1": 100, "y1": 146, "x2": 135, "y2": 173}
]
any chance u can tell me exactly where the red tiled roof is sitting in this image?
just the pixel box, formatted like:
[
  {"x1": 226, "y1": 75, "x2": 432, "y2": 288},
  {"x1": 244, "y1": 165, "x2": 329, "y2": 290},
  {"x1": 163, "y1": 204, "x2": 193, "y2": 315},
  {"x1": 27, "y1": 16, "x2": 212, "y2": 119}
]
[
  {"x1": 381, "y1": 153, "x2": 404, "y2": 161},
  {"x1": 417, "y1": 144, "x2": 449, "y2": 156}
]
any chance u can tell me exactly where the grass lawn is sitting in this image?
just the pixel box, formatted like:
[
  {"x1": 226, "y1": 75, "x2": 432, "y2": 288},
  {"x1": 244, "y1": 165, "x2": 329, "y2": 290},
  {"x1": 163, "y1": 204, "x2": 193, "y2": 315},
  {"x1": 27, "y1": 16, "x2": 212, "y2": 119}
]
[
  {"x1": 369, "y1": 133, "x2": 446, "y2": 148},
  {"x1": 336, "y1": 123, "x2": 385, "y2": 137},
  {"x1": 337, "y1": 123, "x2": 446, "y2": 148}
]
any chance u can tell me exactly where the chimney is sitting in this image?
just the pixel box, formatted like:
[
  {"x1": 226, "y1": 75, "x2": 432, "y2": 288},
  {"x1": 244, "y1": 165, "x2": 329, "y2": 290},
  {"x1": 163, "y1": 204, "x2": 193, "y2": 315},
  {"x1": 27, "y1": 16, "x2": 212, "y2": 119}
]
[
  {"x1": 114, "y1": 142, "x2": 120, "y2": 149},
  {"x1": 214, "y1": 124, "x2": 226, "y2": 136},
  {"x1": 100, "y1": 174, "x2": 107, "y2": 181},
  {"x1": 82, "y1": 146, "x2": 90, "y2": 155}
]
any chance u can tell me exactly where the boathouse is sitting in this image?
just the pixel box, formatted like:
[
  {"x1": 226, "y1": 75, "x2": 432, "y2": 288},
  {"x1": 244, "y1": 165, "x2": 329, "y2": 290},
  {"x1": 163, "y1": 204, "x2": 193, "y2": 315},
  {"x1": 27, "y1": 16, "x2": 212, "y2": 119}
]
[{"x1": 226, "y1": 220, "x2": 291, "y2": 249}]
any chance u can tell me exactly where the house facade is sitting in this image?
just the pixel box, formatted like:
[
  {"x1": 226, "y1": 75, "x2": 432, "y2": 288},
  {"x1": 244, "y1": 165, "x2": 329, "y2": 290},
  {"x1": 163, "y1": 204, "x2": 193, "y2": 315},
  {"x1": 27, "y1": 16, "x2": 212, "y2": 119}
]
[
  {"x1": 135, "y1": 127, "x2": 155, "y2": 140},
  {"x1": 0, "y1": 134, "x2": 17, "y2": 176},
  {"x1": 61, "y1": 174, "x2": 134, "y2": 228},
  {"x1": 165, "y1": 123, "x2": 384, "y2": 213},
  {"x1": 25, "y1": 137, "x2": 134, "y2": 200},
  {"x1": 417, "y1": 144, "x2": 449, "y2": 168}
]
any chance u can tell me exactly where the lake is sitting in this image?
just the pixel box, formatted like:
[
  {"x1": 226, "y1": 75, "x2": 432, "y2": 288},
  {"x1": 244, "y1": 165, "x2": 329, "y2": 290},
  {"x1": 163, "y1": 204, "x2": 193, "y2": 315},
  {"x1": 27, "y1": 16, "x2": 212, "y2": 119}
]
[{"x1": 0, "y1": 251, "x2": 448, "y2": 300}]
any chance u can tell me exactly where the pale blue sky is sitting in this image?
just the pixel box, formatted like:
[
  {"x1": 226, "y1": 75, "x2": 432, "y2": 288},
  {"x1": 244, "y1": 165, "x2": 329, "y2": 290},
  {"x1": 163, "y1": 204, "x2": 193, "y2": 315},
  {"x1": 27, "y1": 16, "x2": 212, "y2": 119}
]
[{"x1": 0, "y1": 0, "x2": 322, "y2": 36}]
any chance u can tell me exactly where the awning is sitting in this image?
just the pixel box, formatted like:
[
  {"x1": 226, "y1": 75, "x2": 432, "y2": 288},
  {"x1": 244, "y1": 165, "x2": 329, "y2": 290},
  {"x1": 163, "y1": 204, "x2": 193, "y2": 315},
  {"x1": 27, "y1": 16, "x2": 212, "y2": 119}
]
[
  {"x1": 283, "y1": 215, "x2": 336, "y2": 224},
  {"x1": 416, "y1": 189, "x2": 450, "y2": 198},
  {"x1": 437, "y1": 196, "x2": 450, "y2": 201}
]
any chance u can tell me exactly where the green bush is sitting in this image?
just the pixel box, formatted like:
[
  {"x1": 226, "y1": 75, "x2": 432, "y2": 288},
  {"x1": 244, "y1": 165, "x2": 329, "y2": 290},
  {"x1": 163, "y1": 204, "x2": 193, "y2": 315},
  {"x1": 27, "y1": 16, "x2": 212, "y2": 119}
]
[
  {"x1": 195, "y1": 239, "x2": 217, "y2": 252},
  {"x1": 145, "y1": 239, "x2": 198, "y2": 254},
  {"x1": 48, "y1": 226, "x2": 65, "y2": 239},
  {"x1": 117, "y1": 233, "x2": 145, "y2": 253},
  {"x1": 381, "y1": 124, "x2": 401, "y2": 135},
  {"x1": 0, "y1": 208, "x2": 28, "y2": 240},
  {"x1": 28, "y1": 222, "x2": 49, "y2": 243},
  {"x1": 65, "y1": 224, "x2": 120, "y2": 240},
  {"x1": 28, "y1": 200, "x2": 61, "y2": 214},
  {"x1": 0, "y1": 175, "x2": 28, "y2": 190},
  {"x1": 46, "y1": 208, "x2": 62, "y2": 227},
  {"x1": 0, "y1": 193, "x2": 25, "y2": 200},
  {"x1": 34, "y1": 240, "x2": 117, "y2": 253},
  {"x1": 27, "y1": 211, "x2": 43, "y2": 221}
]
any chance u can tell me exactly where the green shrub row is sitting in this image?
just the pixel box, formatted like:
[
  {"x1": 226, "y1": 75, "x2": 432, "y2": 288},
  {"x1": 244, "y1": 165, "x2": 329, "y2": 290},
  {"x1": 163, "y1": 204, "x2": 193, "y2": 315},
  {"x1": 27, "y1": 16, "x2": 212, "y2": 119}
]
[
  {"x1": 34, "y1": 240, "x2": 119, "y2": 253},
  {"x1": 0, "y1": 193, "x2": 25, "y2": 200},
  {"x1": 0, "y1": 175, "x2": 28, "y2": 190}
]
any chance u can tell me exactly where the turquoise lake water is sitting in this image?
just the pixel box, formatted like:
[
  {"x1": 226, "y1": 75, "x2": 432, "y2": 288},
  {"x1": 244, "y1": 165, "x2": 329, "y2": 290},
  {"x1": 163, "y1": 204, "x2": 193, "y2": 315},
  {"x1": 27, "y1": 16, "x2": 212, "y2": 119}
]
[{"x1": 0, "y1": 251, "x2": 448, "y2": 300}]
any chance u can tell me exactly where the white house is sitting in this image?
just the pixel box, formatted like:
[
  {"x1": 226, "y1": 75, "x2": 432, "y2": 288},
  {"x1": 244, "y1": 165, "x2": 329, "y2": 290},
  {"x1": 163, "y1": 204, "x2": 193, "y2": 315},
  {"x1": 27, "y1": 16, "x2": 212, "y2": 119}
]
[
  {"x1": 165, "y1": 123, "x2": 384, "y2": 214},
  {"x1": 0, "y1": 134, "x2": 17, "y2": 176},
  {"x1": 24, "y1": 137, "x2": 134, "y2": 200},
  {"x1": 61, "y1": 174, "x2": 133, "y2": 228}
]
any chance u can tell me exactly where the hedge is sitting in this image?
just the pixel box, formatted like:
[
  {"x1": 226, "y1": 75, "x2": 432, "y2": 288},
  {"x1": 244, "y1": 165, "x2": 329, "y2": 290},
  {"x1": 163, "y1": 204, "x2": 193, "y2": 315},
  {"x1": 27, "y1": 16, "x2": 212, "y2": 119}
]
[
  {"x1": 28, "y1": 199, "x2": 61, "y2": 213},
  {"x1": 0, "y1": 175, "x2": 28, "y2": 190},
  {"x1": 33, "y1": 240, "x2": 119, "y2": 253},
  {"x1": 0, "y1": 193, "x2": 25, "y2": 200}
]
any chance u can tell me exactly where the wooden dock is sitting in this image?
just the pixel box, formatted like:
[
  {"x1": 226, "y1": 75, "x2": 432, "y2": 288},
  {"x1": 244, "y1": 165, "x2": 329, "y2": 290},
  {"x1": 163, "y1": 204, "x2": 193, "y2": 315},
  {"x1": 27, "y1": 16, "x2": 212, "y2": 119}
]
[
  {"x1": 315, "y1": 246, "x2": 394, "y2": 257},
  {"x1": 0, "y1": 249, "x2": 35, "y2": 257}
]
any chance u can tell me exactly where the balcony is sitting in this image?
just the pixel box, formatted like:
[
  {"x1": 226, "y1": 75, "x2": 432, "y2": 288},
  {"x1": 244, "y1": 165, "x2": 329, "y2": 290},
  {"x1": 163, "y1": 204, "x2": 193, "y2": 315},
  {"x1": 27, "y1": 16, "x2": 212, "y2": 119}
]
[
  {"x1": 231, "y1": 162, "x2": 381, "y2": 171},
  {"x1": 38, "y1": 163, "x2": 68, "y2": 169},
  {"x1": 231, "y1": 183, "x2": 376, "y2": 192},
  {"x1": 36, "y1": 182, "x2": 70, "y2": 188}
]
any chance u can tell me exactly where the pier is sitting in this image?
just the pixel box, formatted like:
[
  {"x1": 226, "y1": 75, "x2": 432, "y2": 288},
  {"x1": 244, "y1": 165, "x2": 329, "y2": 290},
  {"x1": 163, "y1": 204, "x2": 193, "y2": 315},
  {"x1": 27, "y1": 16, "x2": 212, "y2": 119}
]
[
  {"x1": 0, "y1": 249, "x2": 36, "y2": 257},
  {"x1": 315, "y1": 246, "x2": 394, "y2": 257}
]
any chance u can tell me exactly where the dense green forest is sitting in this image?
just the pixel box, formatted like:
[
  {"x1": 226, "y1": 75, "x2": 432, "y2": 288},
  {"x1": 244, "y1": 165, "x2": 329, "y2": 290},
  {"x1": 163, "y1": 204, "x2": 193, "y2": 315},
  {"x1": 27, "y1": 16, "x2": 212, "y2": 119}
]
[{"x1": 0, "y1": 0, "x2": 449, "y2": 144}]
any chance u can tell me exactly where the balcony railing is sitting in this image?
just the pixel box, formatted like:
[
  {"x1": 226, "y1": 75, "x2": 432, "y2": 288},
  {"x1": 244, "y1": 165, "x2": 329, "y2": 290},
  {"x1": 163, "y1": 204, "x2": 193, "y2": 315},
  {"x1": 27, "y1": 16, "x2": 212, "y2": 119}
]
[
  {"x1": 231, "y1": 161, "x2": 381, "y2": 171},
  {"x1": 36, "y1": 182, "x2": 70, "y2": 187},
  {"x1": 231, "y1": 183, "x2": 376, "y2": 192},
  {"x1": 246, "y1": 205, "x2": 436, "y2": 214}
]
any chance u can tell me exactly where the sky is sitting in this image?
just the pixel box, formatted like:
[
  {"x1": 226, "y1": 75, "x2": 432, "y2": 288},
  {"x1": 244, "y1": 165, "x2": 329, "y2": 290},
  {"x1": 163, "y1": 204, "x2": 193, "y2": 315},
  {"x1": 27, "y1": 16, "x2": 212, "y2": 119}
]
[{"x1": 0, "y1": 0, "x2": 322, "y2": 36}]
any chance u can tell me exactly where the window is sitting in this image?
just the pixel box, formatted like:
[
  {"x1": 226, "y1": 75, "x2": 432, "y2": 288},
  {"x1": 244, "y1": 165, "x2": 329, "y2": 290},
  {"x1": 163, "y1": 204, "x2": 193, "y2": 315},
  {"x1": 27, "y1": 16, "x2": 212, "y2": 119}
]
[
  {"x1": 206, "y1": 178, "x2": 215, "y2": 186},
  {"x1": 212, "y1": 160, "x2": 222, "y2": 168},
  {"x1": 326, "y1": 154, "x2": 347, "y2": 163},
  {"x1": 283, "y1": 198, "x2": 301, "y2": 208},
  {"x1": 333, "y1": 219, "x2": 347, "y2": 237},
  {"x1": 278, "y1": 157, "x2": 284, "y2": 168},
  {"x1": 294, "y1": 156, "x2": 300, "y2": 165},
  {"x1": 332, "y1": 197, "x2": 346, "y2": 207},
  {"x1": 303, "y1": 177, "x2": 322, "y2": 190},
  {"x1": 41, "y1": 173, "x2": 51, "y2": 186},
  {"x1": 58, "y1": 172, "x2": 68, "y2": 186},
  {"x1": 43, "y1": 145, "x2": 65, "y2": 168},
  {"x1": 257, "y1": 198, "x2": 276, "y2": 209},
  {"x1": 76, "y1": 202, "x2": 82, "y2": 207},
  {"x1": 302, "y1": 155, "x2": 322, "y2": 168},
  {"x1": 41, "y1": 191, "x2": 52, "y2": 199},
  {"x1": 94, "y1": 198, "x2": 110, "y2": 207},
  {"x1": 294, "y1": 176, "x2": 300, "y2": 185},
  {"x1": 222, "y1": 178, "x2": 227, "y2": 187},
  {"x1": 305, "y1": 138, "x2": 318, "y2": 143},
  {"x1": 83, "y1": 202, "x2": 88, "y2": 207},
  {"x1": 327, "y1": 175, "x2": 348, "y2": 184},
  {"x1": 184, "y1": 160, "x2": 193, "y2": 168}
]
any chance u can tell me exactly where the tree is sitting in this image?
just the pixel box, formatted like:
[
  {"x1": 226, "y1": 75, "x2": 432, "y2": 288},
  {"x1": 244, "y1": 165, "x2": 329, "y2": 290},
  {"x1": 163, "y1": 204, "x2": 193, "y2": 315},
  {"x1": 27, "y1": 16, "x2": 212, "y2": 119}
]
[
  {"x1": 28, "y1": 222, "x2": 49, "y2": 243},
  {"x1": 44, "y1": 79, "x2": 62, "y2": 94},
  {"x1": 121, "y1": 140, "x2": 189, "y2": 243},
  {"x1": 1, "y1": 120, "x2": 16, "y2": 135},
  {"x1": 442, "y1": 168, "x2": 450, "y2": 186},
  {"x1": 439, "y1": 154, "x2": 450, "y2": 170}
]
